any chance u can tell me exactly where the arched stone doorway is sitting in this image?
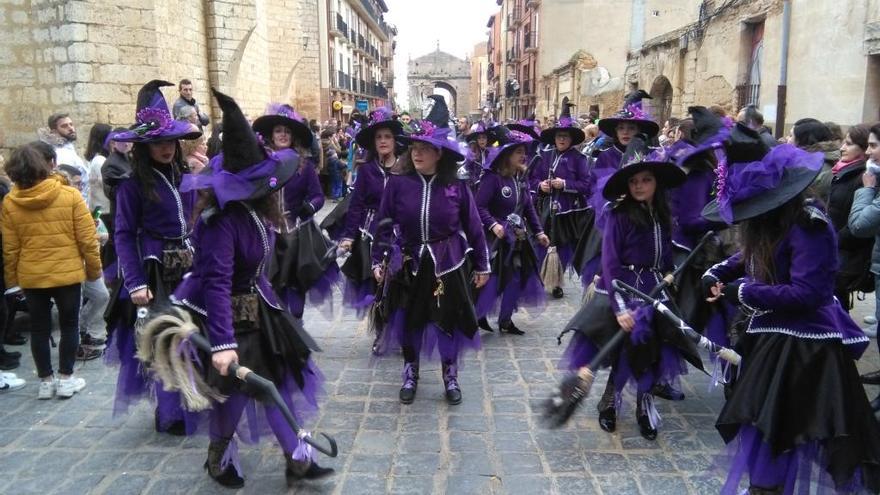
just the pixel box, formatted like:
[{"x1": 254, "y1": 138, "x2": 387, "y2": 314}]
[
  {"x1": 649, "y1": 76, "x2": 673, "y2": 125},
  {"x1": 432, "y1": 81, "x2": 458, "y2": 114}
]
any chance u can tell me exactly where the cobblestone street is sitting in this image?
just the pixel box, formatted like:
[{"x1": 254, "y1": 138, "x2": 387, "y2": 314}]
[{"x1": 1, "y1": 268, "x2": 877, "y2": 495}]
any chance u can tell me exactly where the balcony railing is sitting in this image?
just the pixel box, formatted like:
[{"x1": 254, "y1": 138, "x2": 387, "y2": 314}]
[
  {"x1": 524, "y1": 32, "x2": 537, "y2": 52},
  {"x1": 487, "y1": 63, "x2": 495, "y2": 80},
  {"x1": 335, "y1": 71, "x2": 352, "y2": 91},
  {"x1": 330, "y1": 12, "x2": 348, "y2": 38},
  {"x1": 736, "y1": 83, "x2": 760, "y2": 108},
  {"x1": 506, "y1": 47, "x2": 520, "y2": 63},
  {"x1": 507, "y1": 8, "x2": 522, "y2": 29}
]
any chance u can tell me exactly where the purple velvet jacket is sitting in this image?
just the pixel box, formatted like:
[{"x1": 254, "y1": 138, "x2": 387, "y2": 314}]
[
  {"x1": 372, "y1": 172, "x2": 490, "y2": 276},
  {"x1": 704, "y1": 205, "x2": 869, "y2": 358},
  {"x1": 593, "y1": 144, "x2": 624, "y2": 172},
  {"x1": 114, "y1": 166, "x2": 195, "y2": 294},
  {"x1": 596, "y1": 205, "x2": 674, "y2": 315},
  {"x1": 341, "y1": 158, "x2": 391, "y2": 240},
  {"x1": 173, "y1": 204, "x2": 282, "y2": 352},
  {"x1": 282, "y1": 162, "x2": 323, "y2": 223},
  {"x1": 528, "y1": 148, "x2": 592, "y2": 215},
  {"x1": 475, "y1": 171, "x2": 543, "y2": 235},
  {"x1": 668, "y1": 168, "x2": 722, "y2": 250}
]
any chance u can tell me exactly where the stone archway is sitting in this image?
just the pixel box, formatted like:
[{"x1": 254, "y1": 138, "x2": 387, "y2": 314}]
[
  {"x1": 407, "y1": 49, "x2": 471, "y2": 116},
  {"x1": 432, "y1": 81, "x2": 458, "y2": 114},
  {"x1": 649, "y1": 76, "x2": 673, "y2": 125}
]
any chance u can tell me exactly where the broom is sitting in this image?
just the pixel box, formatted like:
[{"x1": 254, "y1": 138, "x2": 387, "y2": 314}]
[
  {"x1": 136, "y1": 307, "x2": 339, "y2": 458},
  {"x1": 544, "y1": 231, "x2": 717, "y2": 427}
]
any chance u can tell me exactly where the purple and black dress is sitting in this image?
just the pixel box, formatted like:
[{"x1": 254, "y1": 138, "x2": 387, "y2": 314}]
[
  {"x1": 371, "y1": 171, "x2": 490, "y2": 364},
  {"x1": 173, "y1": 202, "x2": 323, "y2": 465},
  {"x1": 706, "y1": 206, "x2": 880, "y2": 494},
  {"x1": 339, "y1": 157, "x2": 392, "y2": 317},
  {"x1": 272, "y1": 161, "x2": 339, "y2": 319},
  {"x1": 474, "y1": 170, "x2": 546, "y2": 326},
  {"x1": 529, "y1": 147, "x2": 593, "y2": 276},
  {"x1": 106, "y1": 164, "x2": 199, "y2": 433},
  {"x1": 562, "y1": 204, "x2": 701, "y2": 423}
]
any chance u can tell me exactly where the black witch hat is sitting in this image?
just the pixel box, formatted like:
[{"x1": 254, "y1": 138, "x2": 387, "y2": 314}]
[
  {"x1": 540, "y1": 97, "x2": 586, "y2": 145},
  {"x1": 180, "y1": 88, "x2": 298, "y2": 208}
]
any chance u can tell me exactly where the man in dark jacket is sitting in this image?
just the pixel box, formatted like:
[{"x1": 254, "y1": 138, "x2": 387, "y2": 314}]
[
  {"x1": 172, "y1": 79, "x2": 210, "y2": 127},
  {"x1": 737, "y1": 105, "x2": 777, "y2": 149}
]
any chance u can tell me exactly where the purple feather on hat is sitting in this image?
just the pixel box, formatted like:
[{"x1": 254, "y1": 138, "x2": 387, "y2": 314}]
[{"x1": 264, "y1": 102, "x2": 306, "y2": 124}]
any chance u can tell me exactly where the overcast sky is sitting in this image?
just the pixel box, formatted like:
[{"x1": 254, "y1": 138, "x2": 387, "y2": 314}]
[{"x1": 384, "y1": 0, "x2": 499, "y2": 108}]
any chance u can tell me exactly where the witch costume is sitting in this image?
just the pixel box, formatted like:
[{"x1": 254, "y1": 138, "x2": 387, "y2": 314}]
[
  {"x1": 173, "y1": 89, "x2": 332, "y2": 488},
  {"x1": 460, "y1": 121, "x2": 497, "y2": 191},
  {"x1": 573, "y1": 91, "x2": 662, "y2": 291},
  {"x1": 698, "y1": 143, "x2": 880, "y2": 494},
  {"x1": 105, "y1": 80, "x2": 202, "y2": 435},
  {"x1": 560, "y1": 137, "x2": 702, "y2": 441},
  {"x1": 474, "y1": 126, "x2": 547, "y2": 334},
  {"x1": 339, "y1": 107, "x2": 403, "y2": 317},
  {"x1": 370, "y1": 96, "x2": 490, "y2": 406},
  {"x1": 253, "y1": 104, "x2": 339, "y2": 319},
  {"x1": 529, "y1": 99, "x2": 592, "y2": 298}
]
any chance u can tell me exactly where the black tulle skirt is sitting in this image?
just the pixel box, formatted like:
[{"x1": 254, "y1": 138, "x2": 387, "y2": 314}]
[
  {"x1": 196, "y1": 297, "x2": 321, "y2": 395},
  {"x1": 717, "y1": 332, "x2": 880, "y2": 493},
  {"x1": 269, "y1": 220, "x2": 335, "y2": 294}
]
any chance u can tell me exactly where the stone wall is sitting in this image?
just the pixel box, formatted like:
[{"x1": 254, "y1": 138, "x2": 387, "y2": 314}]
[{"x1": 0, "y1": 0, "x2": 326, "y2": 156}]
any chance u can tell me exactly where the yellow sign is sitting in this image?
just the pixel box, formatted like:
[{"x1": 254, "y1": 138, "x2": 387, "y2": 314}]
[{"x1": 332, "y1": 100, "x2": 343, "y2": 111}]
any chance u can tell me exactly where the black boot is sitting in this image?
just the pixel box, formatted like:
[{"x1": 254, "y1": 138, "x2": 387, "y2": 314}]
[
  {"x1": 478, "y1": 317, "x2": 495, "y2": 332},
  {"x1": 552, "y1": 287, "x2": 564, "y2": 299},
  {"x1": 3, "y1": 332, "x2": 26, "y2": 346},
  {"x1": 596, "y1": 373, "x2": 616, "y2": 432},
  {"x1": 0, "y1": 350, "x2": 20, "y2": 371},
  {"x1": 443, "y1": 362, "x2": 462, "y2": 405},
  {"x1": 155, "y1": 411, "x2": 187, "y2": 436},
  {"x1": 204, "y1": 438, "x2": 245, "y2": 488},
  {"x1": 399, "y1": 362, "x2": 419, "y2": 404},
  {"x1": 285, "y1": 454, "x2": 334, "y2": 485},
  {"x1": 499, "y1": 320, "x2": 525, "y2": 335},
  {"x1": 650, "y1": 383, "x2": 685, "y2": 401},
  {"x1": 636, "y1": 394, "x2": 658, "y2": 441}
]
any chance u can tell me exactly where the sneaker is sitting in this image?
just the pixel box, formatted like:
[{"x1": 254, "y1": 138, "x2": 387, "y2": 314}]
[
  {"x1": 76, "y1": 346, "x2": 103, "y2": 361},
  {"x1": 38, "y1": 379, "x2": 57, "y2": 400},
  {"x1": 0, "y1": 373, "x2": 25, "y2": 392},
  {"x1": 56, "y1": 376, "x2": 86, "y2": 398},
  {"x1": 865, "y1": 316, "x2": 878, "y2": 325}
]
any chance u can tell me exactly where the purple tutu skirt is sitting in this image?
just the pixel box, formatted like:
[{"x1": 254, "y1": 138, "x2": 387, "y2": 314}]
[
  {"x1": 283, "y1": 263, "x2": 340, "y2": 318},
  {"x1": 342, "y1": 277, "x2": 377, "y2": 319},
  {"x1": 106, "y1": 323, "x2": 201, "y2": 434},
  {"x1": 373, "y1": 309, "x2": 482, "y2": 365},
  {"x1": 475, "y1": 271, "x2": 546, "y2": 322}
]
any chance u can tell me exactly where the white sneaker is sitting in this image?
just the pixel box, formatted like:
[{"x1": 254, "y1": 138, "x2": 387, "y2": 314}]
[
  {"x1": 864, "y1": 326, "x2": 878, "y2": 339},
  {"x1": 38, "y1": 379, "x2": 57, "y2": 400},
  {"x1": 0, "y1": 373, "x2": 25, "y2": 392},
  {"x1": 865, "y1": 315, "x2": 878, "y2": 325},
  {"x1": 56, "y1": 376, "x2": 86, "y2": 398}
]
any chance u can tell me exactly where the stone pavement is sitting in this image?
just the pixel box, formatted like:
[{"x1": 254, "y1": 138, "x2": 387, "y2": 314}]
[{"x1": 1, "y1": 267, "x2": 878, "y2": 495}]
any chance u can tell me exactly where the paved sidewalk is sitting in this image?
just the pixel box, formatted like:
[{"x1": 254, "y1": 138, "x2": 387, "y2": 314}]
[{"x1": 1, "y1": 270, "x2": 877, "y2": 494}]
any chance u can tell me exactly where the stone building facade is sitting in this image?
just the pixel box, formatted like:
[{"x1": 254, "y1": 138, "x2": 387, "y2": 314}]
[
  {"x1": 468, "y1": 41, "x2": 489, "y2": 118},
  {"x1": 0, "y1": 0, "x2": 396, "y2": 154},
  {"x1": 407, "y1": 49, "x2": 471, "y2": 117},
  {"x1": 488, "y1": 0, "x2": 879, "y2": 131}
]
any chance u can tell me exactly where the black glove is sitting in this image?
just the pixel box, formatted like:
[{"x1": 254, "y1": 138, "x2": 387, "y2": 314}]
[
  {"x1": 721, "y1": 280, "x2": 743, "y2": 305},
  {"x1": 299, "y1": 203, "x2": 314, "y2": 217},
  {"x1": 700, "y1": 275, "x2": 718, "y2": 299}
]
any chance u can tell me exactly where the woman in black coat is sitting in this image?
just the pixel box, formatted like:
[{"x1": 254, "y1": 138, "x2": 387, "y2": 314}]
[{"x1": 824, "y1": 123, "x2": 874, "y2": 309}]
